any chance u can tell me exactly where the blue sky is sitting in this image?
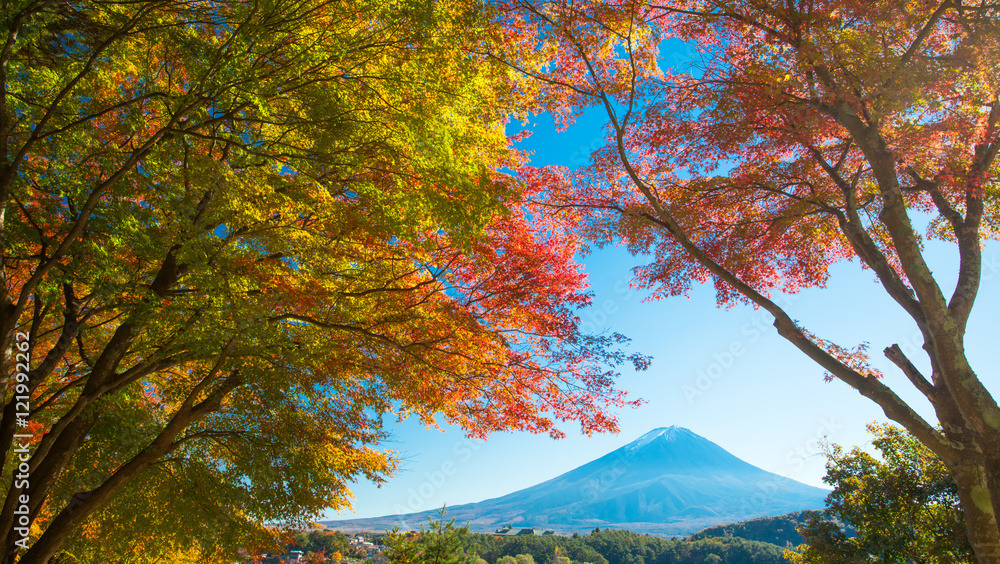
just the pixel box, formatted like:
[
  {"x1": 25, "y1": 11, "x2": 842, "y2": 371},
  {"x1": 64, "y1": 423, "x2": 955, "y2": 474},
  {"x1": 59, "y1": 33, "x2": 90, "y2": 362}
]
[{"x1": 327, "y1": 97, "x2": 1000, "y2": 524}]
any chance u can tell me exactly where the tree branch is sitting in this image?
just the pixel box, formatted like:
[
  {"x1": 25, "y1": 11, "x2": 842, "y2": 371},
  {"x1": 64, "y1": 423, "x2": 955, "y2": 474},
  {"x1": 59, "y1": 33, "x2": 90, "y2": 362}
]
[{"x1": 884, "y1": 344, "x2": 936, "y2": 400}]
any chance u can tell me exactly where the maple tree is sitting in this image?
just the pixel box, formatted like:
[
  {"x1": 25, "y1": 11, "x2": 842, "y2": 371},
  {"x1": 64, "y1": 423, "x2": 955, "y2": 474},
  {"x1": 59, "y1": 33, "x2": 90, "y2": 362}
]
[
  {"x1": 0, "y1": 1, "x2": 647, "y2": 562},
  {"x1": 493, "y1": 0, "x2": 1000, "y2": 562}
]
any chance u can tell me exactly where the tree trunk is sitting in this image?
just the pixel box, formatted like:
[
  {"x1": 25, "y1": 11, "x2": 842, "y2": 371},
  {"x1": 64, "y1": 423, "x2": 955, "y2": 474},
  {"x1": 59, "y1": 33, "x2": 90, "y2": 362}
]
[{"x1": 949, "y1": 459, "x2": 1000, "y2": 563}]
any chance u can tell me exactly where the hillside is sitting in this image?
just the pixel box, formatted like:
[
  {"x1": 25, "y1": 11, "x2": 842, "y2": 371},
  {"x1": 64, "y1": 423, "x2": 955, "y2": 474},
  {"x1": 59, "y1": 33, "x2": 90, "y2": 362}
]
[{"x1": 688, "y1": 512, "x2": 815, "y2": 548}]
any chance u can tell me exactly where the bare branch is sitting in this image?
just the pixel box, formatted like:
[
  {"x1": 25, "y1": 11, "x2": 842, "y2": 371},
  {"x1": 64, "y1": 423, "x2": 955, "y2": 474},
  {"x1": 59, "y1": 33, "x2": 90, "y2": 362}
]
[{"x1": 884, "y1": 343, "x2": 936, "y2": 400}]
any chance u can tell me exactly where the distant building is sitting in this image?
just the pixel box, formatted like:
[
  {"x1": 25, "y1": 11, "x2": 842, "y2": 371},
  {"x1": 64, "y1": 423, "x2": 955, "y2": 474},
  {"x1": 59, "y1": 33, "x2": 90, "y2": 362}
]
[
  {"x1": 494, "y1": 526, "x2": 555, "y2": 536},
  {"x1": 259, "y1": 550, "x2": 303, "y2": 563}
]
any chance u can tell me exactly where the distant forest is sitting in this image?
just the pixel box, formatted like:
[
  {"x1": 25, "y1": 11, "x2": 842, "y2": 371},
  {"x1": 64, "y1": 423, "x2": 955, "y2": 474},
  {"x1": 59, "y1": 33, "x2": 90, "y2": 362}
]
[
  {"x1": 466, "y1": 529, "x2": 790, "y2": 564},
  {"x1": 687, "y1": 512, "x2": 815, "y2": 548},
  {"x1": 290, "y1": 526, "x2": 793, "y2": 564}
]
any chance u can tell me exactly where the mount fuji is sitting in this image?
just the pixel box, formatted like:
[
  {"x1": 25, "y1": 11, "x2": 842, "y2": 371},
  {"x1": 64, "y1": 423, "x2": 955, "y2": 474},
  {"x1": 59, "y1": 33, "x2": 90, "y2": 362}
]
[{"x1": 322, "y1": 427, "x2": 829, "y2": 535}]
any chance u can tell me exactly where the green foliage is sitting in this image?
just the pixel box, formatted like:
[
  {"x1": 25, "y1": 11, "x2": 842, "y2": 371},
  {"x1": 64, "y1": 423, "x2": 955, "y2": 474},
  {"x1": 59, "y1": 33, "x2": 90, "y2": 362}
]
[
  {"x1": 498, "y1": 555, "x2": 537, "y2": 564},
  {"x1": 466, "y1": 528, "x2": 790, "y2": 564},
  {"x1": 288, "y1": 530, "x2": 352, "y2": 561},
  {"x1": 0, "y1": 1, "x2": 644, "y2": 562},
  {"x1": 790, "y1": 424, "x2": 973, "y2": 564},
  {"x1": 385, "y1": 509, "x2": 474, "y2": 564},
  {"x1": 689, "y1": 512, "x2": 820, "y2": 548}
]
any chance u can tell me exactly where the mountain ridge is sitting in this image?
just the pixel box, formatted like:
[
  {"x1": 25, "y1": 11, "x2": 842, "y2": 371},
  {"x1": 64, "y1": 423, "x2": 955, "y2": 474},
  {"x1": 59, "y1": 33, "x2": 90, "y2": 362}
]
[{"x1": 322, "y1": 427, "x2": 828, "y2": 535}]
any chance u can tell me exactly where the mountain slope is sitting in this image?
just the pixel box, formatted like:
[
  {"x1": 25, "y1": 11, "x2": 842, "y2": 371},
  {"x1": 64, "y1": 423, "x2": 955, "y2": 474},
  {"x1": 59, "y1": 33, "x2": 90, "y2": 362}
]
[{"x1": 323, "y1": 427, "x2": 828, "y2": 535}]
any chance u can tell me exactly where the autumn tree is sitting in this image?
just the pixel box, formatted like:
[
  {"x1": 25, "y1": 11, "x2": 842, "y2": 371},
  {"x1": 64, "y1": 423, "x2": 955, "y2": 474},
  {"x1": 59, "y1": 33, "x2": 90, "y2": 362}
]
[
  {"x1": 0, "y1": 1, "x2": 646, "y2": 562},
  {"x1": 791, "y1": 424, "x2": 973, "y2": 564},
  {"x1": 493, "y1": 0, "x2": 1000, "y2": 562}
]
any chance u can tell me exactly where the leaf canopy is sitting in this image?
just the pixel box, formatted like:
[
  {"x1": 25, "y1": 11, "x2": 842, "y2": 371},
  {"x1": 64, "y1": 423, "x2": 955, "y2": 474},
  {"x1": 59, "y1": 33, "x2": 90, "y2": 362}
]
[{"x1": 0, "y1": 1, "x2": 646, "y2": 561}]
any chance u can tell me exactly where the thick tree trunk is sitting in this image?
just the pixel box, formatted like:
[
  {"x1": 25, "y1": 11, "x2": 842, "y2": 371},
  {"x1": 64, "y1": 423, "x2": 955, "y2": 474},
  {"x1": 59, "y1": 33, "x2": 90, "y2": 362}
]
[
  {"x1": 11, "y1": 367, "x2": 240, "y2": 564},
  {"x1": 948, "y1": 457, "x2": 1000, "y2": 563},
  {"x1": 930, "y1": 389, "x2": 1000, "y2": 564}
]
